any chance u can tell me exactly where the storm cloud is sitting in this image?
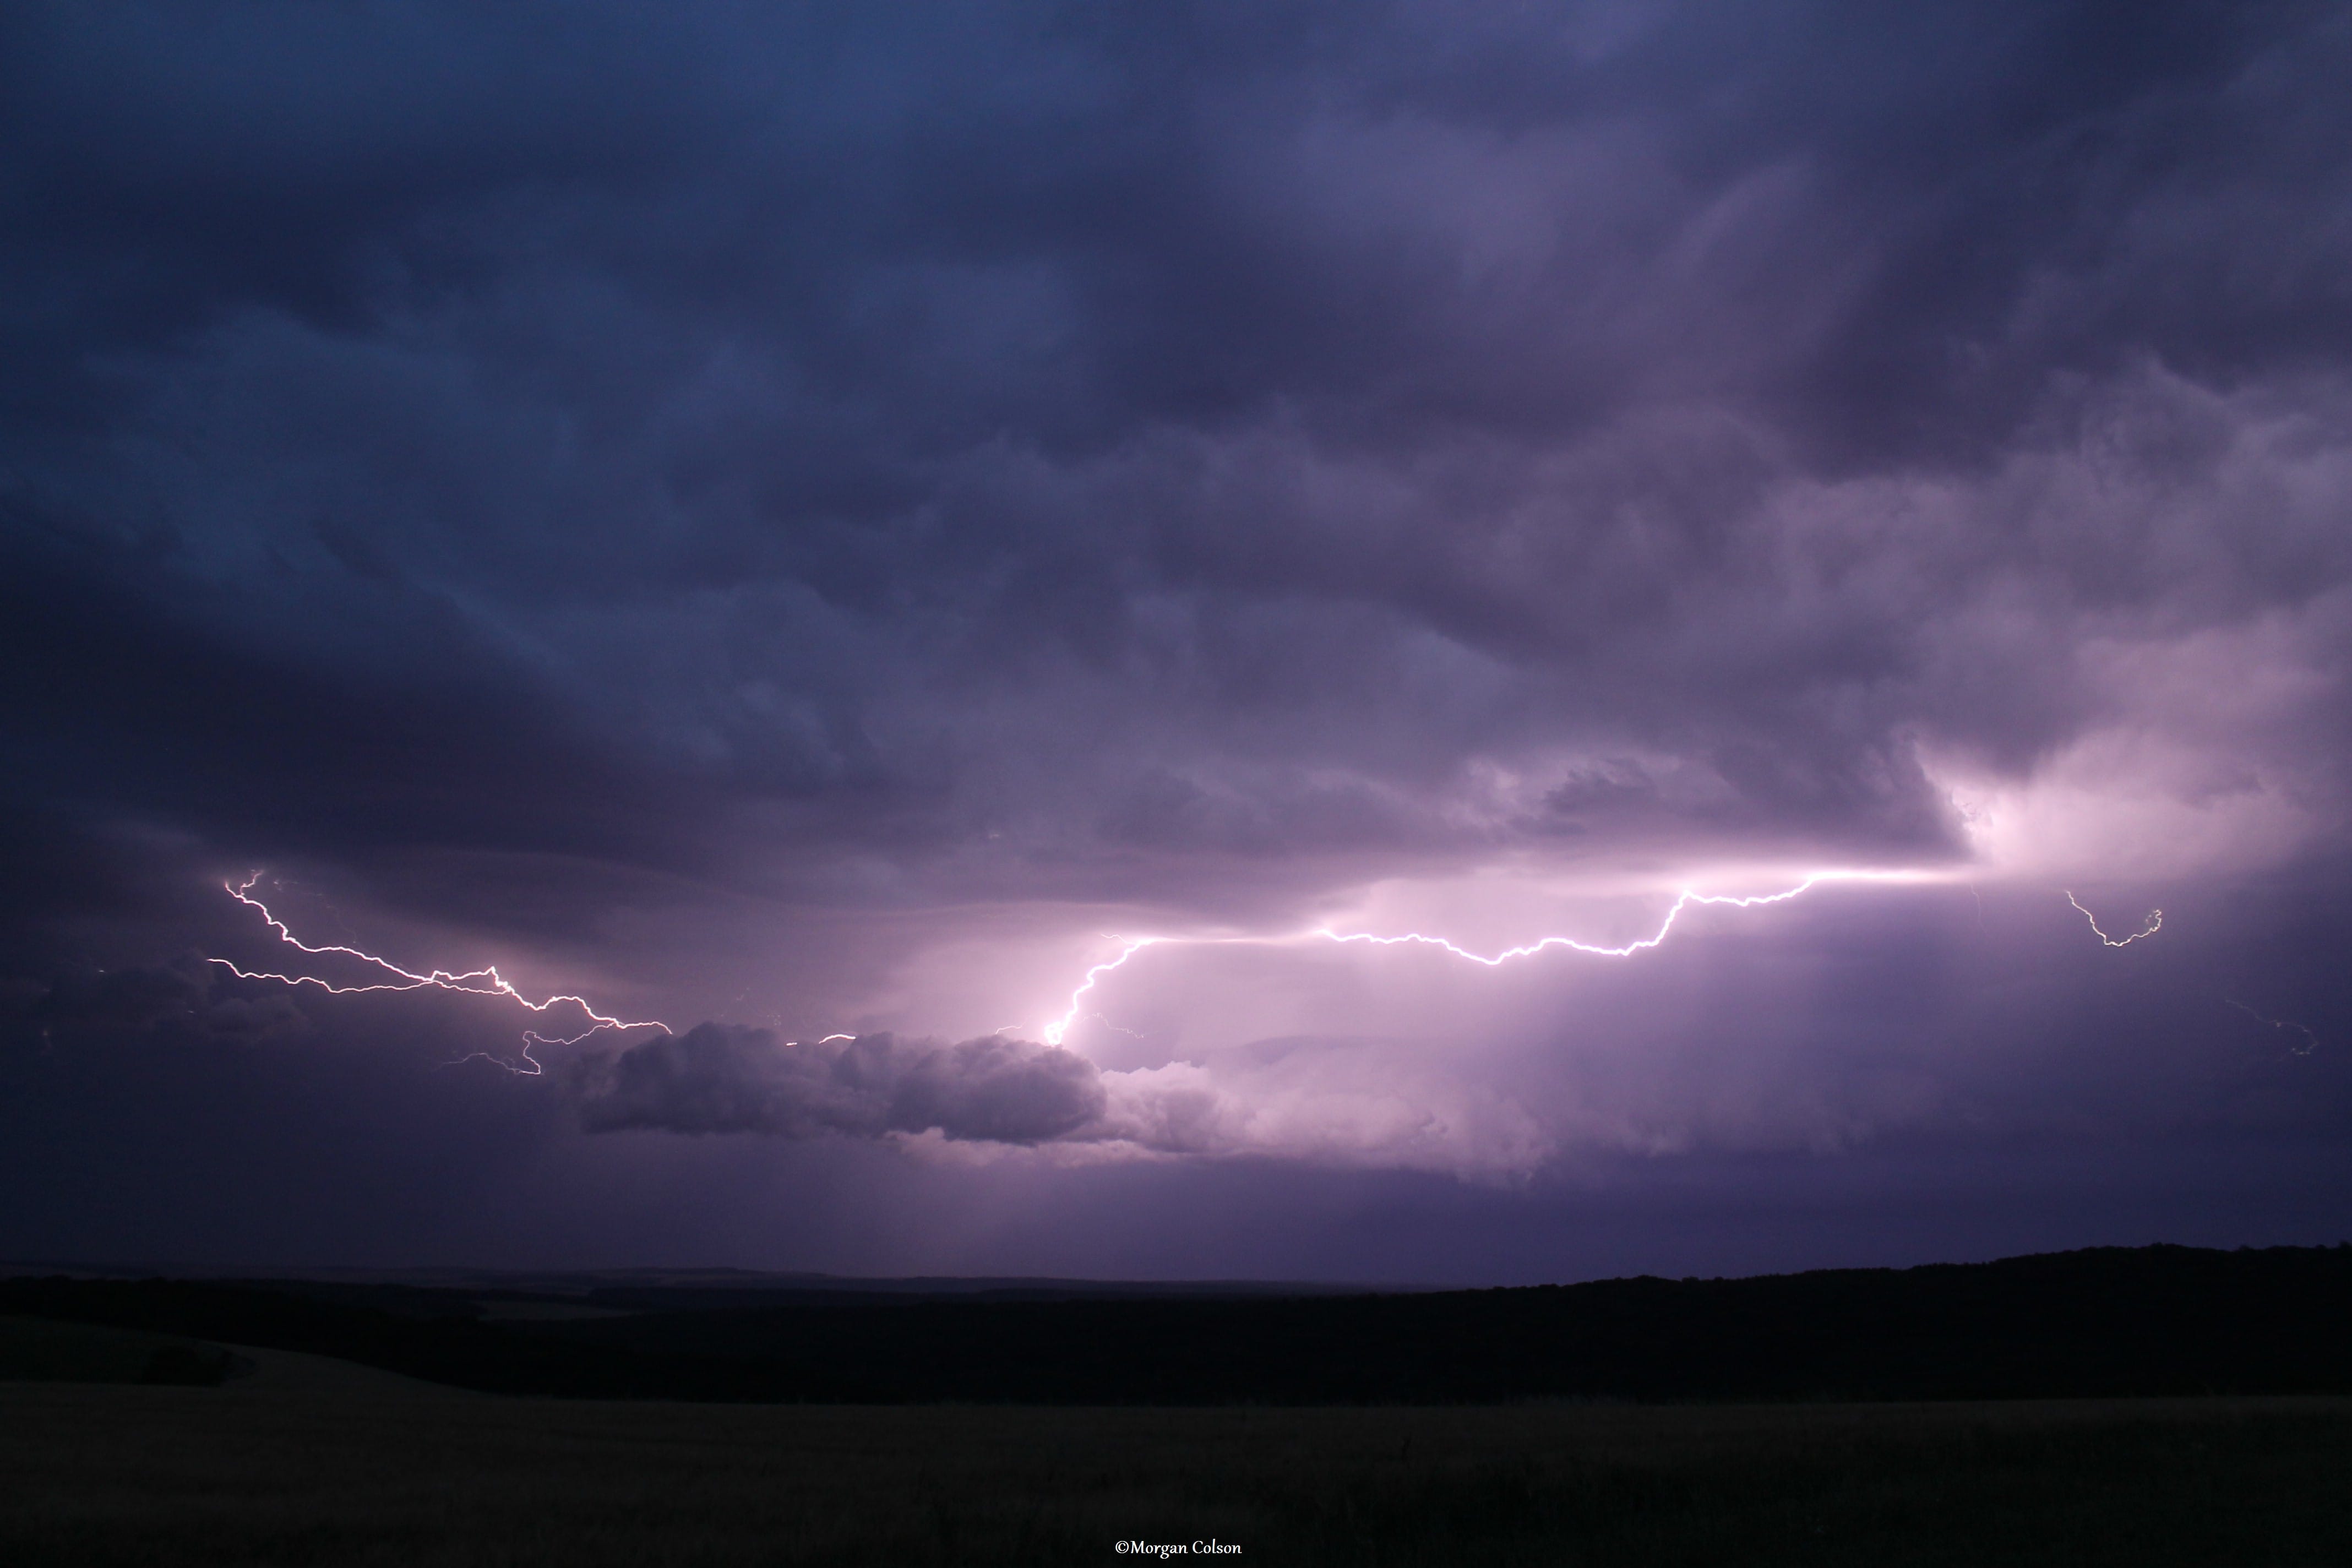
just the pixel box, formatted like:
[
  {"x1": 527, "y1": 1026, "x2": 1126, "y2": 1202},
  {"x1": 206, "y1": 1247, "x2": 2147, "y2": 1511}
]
[
  {"x1": 4, "y1": 0, "x2": 2346, "y2": 897},
  {"x1": 573, "y1": 1025, "x2": 1106, "y2": 1145},
  {"x1": 4, "y1": 2, "x2": 2351, "y2": 1276}
]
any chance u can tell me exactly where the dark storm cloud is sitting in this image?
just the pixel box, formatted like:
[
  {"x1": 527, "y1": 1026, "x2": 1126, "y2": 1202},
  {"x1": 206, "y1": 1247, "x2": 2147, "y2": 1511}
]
[
  {"x1": 572, "y1": 1025, "x2": 1107, "y2": 1144},
  {"x1": 0, "y1": 526, "x2": 704, "y2": 868},
  {"x1": 4, "y1": 0, "x2": 2349, "y2": 908},
  {"x1": 4, "y1": 1, "x2": 2352, "y2": 1269},
  {"x1": 0, "y1": 959, "x2": 304, "y2": 1050}
]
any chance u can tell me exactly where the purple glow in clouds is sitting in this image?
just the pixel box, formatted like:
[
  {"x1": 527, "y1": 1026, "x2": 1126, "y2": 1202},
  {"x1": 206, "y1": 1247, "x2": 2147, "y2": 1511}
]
[{"x1": 4, "y1": 1, "x2": 2351, "y2": 1278}]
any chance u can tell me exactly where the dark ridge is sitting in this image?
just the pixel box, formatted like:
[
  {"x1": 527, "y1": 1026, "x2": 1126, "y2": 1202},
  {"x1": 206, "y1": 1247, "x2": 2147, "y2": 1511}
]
[
  {"x1": 0, "y1": 1260, "x2": 1389, "y2": 1307},
  {"x1": 3, "y1": 1243, "x2": 2346, "y2": 1404}
]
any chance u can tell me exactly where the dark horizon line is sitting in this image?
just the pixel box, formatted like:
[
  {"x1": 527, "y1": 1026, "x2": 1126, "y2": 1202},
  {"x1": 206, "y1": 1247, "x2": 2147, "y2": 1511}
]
[{"x1": 8, "y1": 1239, "x2": 2346, "y2": 1300}]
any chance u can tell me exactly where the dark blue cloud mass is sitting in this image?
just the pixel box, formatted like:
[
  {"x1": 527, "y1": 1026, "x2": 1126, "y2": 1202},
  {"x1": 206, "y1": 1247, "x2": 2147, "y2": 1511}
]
[{"x1": 3, "y1": 1, "x2": 2351, "y2": 1278}]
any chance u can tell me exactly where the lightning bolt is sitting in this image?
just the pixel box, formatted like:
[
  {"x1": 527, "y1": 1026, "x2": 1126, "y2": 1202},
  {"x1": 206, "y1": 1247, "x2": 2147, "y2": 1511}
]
[
  {"x1": 2066, "y1": 891, "x2": 2163, "y2": 947},
  {"x1": 1040, "y1": 869, "x2": 1941, "y2": 1044},
  {"x1": 2226, "y1": 999, "x2": 2318, "y2": 1056},
  {"x1": 219, "y1": 866, "x2": 2164, "y2": 1075},
  {"x1": 211, "y1": 875, "x2": 669, "y2": 1075},
  {"x1": 1043, "y1": 937, "x2": 1164, "y2": 1046},
  {"x1": 1310, "y1": 870, "x2": 1934, "y2": 966}
]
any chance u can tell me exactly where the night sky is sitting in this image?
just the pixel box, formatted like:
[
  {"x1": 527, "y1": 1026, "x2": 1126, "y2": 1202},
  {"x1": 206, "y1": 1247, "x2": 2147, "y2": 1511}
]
[{"x1": 6, "y1": 2, "x2": 2351, "y2": 1283}]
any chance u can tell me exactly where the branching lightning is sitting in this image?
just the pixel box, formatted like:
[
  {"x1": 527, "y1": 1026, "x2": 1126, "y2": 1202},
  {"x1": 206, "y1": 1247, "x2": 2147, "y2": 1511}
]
[
  {"x1": 211, "y1": 875, "x2": 669, "y2": 1075},
  {"x1": 219, "y1": 866, "x2": 2173, "y2": 1074},
  {"x1": 1311, "y1": 870, "x2": 1931, "y2": 967},
  {"x1": 1040, "y1": 869, "x2": 1940, "y2": 1044},
  {"x1": 1043, "y1": 937, "x2": 1164, "y2": 1046},
  {"x1": 2226, "y1": 999, "x2": 2319, "y2": 1056},
  {"x1": 2066, "y1": 891, "x2": 2163, "y2": 947}
]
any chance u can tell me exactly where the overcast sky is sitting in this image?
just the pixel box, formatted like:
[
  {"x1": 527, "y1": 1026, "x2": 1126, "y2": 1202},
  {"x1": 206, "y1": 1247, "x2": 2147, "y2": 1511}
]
[{"x1": 5, "y1": 1, "x2": 2351, "y2": 1282}]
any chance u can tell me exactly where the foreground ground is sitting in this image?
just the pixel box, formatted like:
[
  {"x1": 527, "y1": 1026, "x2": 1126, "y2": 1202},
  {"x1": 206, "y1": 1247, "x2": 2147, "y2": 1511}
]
[
  {"x1": 2, "y1": 1382, "x2": 2349, "y2": 1566},
  {"x1": 12, "y1": 1245, "x2": 2352, "y2": 1403}
]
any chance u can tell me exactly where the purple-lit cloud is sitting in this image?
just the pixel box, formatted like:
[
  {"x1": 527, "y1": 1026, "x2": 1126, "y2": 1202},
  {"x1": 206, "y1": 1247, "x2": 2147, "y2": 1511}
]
[{"x1": 3, "y1": 1, "x2": 2351, "y2": 1275}]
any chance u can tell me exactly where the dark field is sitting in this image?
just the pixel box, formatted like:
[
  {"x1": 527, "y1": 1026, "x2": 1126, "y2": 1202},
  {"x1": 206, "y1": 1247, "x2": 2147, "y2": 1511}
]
[
  {"x1": 9, "y1": 1244, "x2": 2351, "y2": 1404},
  {"x1": 3, "y1": 1385, "x2": 2349, "y2": 1567},
  {"x1": 0, "y1": 1314, "x2": 239, "y2": 1386}
]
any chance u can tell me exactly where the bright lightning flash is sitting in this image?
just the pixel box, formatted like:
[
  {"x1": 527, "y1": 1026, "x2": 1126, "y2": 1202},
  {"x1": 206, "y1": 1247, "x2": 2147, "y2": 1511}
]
[
  {"x1": 216, "y1": 865, "x2": 2165, "y2": 1072},
  {"x1": 1313, "y1": 870, "x2": 1936, "y2": 966},
  {"x1": 211, "y1": 875, "x2": 669, "y2": 1075},
  {"x1": 2066, "y1": 891, "x2": 2163, "y2": 947},
  {"x1": 1040, "y1": 869, "x2": 1946, "y2": 1046},
  {"x1": 1043, "y1": 937, "x2": 1165, "y2": 1046}
]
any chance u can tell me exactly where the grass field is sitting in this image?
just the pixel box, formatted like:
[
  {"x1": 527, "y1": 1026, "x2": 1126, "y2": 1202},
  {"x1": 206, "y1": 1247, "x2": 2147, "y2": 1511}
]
[
  {"x1": 0, "y1": 1314, "x2": 239, "y2": 1386},
  {"x1": 2, "y1": 1383, "x2": 2348, "y2": 1566}
]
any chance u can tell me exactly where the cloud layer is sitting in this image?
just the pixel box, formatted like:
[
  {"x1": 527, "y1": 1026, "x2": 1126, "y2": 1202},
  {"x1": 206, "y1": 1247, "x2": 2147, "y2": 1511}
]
[
  {"x1": 3, "y1": 2, "x2": 2351, "y2": 1271},
  {"x1": 7, "y1": 1, "x2": 2350, "y2": 901},
  {"x1": 573, "y1": 1026, "x2": 1105, "y2": 1145}
]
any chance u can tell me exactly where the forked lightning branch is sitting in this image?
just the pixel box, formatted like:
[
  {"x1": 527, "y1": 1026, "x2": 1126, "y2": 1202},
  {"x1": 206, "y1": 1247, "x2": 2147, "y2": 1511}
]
[{"x1": 212, "y1": 871, "x2": 2160, "y2": 1065}]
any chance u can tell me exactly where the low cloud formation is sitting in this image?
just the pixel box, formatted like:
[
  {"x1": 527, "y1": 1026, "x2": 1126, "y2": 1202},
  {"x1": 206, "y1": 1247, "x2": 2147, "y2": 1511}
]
[
  {"x1": 572, "y1": 1025, "x2": 1106, "y2": 1145},
  {"x1": 1096, "y1": 1049, "x2": 1559, "y2": 1180},
  {"x1": 568, "y1": 1016, "x2": 1559, "y2": 1175}
]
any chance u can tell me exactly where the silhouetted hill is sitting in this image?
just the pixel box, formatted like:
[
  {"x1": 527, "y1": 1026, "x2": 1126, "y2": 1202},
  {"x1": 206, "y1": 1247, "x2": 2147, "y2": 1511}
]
[{"x1": 3, "y1": 1244, "x2": 2346, "y2": 1404}]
